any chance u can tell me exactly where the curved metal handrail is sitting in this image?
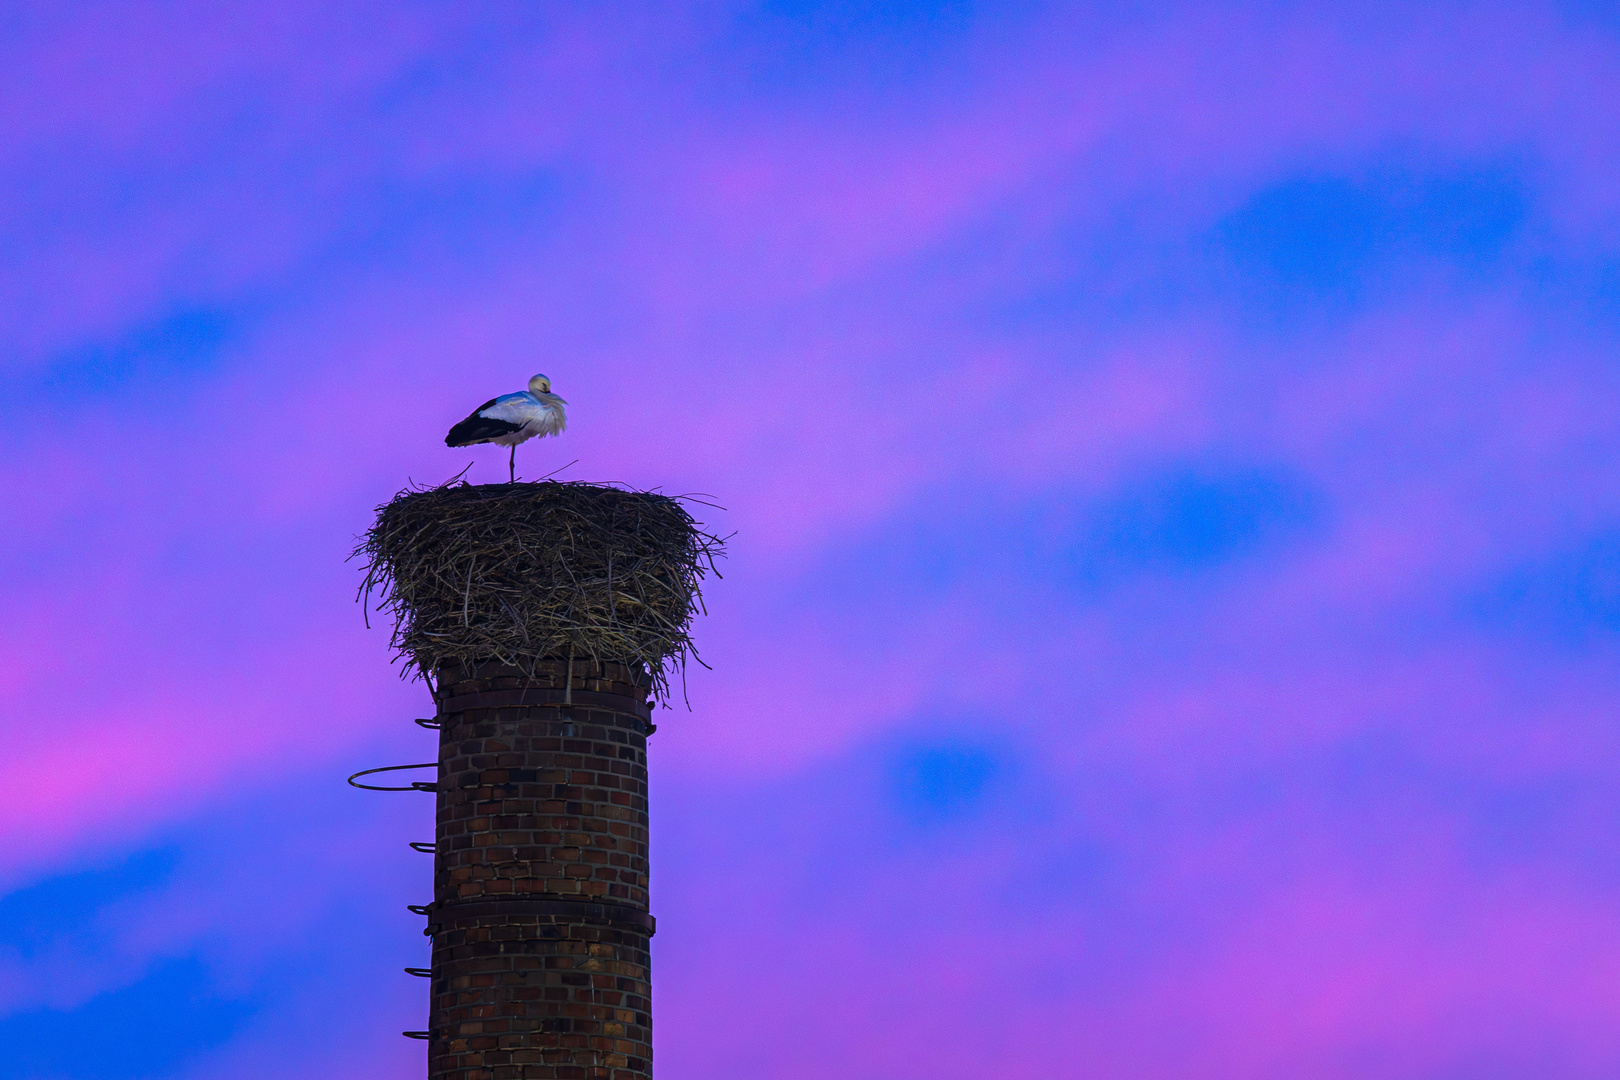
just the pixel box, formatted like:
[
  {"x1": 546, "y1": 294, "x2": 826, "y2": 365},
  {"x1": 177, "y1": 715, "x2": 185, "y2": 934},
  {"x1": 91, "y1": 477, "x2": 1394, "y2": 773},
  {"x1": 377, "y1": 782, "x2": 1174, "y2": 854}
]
[{"x1": 346, "y1": 763, "x2": 439, "y2": 792}]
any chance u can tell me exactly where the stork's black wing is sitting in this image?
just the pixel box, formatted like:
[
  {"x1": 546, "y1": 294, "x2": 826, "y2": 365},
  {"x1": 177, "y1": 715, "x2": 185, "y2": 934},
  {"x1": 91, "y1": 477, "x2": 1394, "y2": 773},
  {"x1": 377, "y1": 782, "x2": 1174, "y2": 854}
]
[{"x1": 445, "y1": 398, "x2": 523, "y2": 446}]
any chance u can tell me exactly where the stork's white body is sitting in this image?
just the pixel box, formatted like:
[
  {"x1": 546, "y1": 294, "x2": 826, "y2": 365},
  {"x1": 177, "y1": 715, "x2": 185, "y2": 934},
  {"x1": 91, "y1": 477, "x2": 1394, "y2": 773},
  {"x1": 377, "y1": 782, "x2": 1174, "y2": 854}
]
[{"x1": 474, "y1": 391, "x2": 568, "y2": 446}]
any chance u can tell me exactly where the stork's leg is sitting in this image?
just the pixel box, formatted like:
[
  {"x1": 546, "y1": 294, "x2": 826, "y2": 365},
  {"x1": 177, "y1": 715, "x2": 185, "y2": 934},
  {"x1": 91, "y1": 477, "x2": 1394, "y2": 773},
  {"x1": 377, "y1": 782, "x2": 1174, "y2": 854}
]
[{"x1": 509, "y1": 444, "x2": 517, "y2": 483}]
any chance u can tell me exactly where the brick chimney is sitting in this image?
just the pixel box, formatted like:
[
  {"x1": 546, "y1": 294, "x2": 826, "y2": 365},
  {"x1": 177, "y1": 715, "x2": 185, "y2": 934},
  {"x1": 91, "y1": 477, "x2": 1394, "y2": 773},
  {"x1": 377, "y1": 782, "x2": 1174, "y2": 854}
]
[{"x1": 426, "y1": 657, "x2": 655, "y2": 1080}]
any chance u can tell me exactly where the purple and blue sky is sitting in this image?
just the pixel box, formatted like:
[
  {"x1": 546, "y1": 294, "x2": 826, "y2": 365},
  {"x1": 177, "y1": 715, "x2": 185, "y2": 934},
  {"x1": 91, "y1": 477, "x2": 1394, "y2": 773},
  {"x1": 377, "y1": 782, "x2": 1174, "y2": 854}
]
[{"x1": 5, "y1": 2, "x2": 1620, "y2": 1076}]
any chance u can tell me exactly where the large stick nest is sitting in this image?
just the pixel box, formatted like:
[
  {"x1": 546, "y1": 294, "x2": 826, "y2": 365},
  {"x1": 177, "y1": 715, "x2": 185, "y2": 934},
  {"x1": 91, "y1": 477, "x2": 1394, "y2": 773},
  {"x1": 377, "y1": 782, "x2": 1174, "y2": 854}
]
[{"x1": 357, "y1": 479, "x2": 725, "y2": 704}]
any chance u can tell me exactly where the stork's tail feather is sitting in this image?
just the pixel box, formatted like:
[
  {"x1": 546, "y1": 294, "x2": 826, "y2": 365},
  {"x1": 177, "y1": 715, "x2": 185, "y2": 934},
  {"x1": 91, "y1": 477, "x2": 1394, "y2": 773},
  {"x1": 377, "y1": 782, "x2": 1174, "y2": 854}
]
[{"x1": 446, "y1": 416, "x2": 524, "y2": 447}]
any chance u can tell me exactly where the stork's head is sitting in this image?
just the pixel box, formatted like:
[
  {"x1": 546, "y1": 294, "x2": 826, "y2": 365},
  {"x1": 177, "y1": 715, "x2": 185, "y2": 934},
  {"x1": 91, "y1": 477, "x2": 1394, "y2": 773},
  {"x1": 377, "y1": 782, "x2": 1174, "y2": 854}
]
[{"x1": 529, "y1": 374, "x2": 552, "y2": 395}]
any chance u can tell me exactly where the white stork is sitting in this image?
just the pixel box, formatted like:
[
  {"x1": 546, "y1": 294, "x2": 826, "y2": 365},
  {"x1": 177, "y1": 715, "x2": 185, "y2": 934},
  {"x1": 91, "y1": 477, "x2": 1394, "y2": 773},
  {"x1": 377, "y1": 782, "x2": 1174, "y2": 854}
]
[{"x1": 445, "y1": 374, "x2": 568, "y2": 482}]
